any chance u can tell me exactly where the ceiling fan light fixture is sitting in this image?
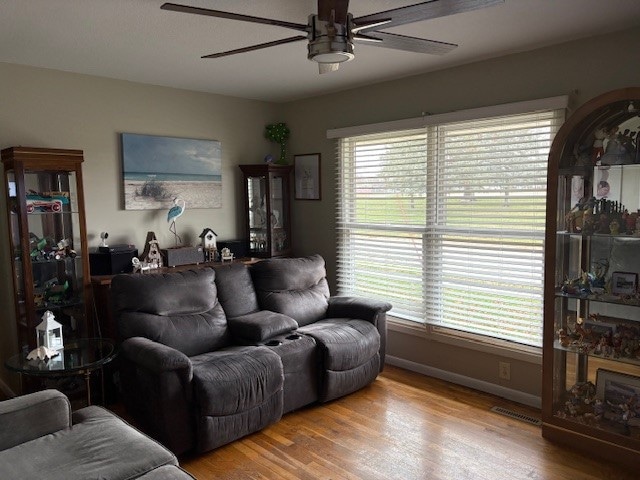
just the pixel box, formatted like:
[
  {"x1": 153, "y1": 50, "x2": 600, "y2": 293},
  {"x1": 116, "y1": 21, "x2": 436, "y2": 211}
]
[
  {"x1": 309, "y1": 49, "x2": 354, "y2": 64},
  {"x1": 307, "y1": 14, "x2": 354, "y2": 64}
]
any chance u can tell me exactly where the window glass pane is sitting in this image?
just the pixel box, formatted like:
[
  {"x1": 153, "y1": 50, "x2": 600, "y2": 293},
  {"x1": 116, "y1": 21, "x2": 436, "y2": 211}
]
[{"x1": 337, "y1": 109, "x2": 564, "y2": 347}]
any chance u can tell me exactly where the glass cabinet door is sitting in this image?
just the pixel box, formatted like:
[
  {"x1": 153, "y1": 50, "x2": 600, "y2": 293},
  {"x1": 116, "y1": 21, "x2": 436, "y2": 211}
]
[
  {"x1": 247, "y1": 175, "x2": 268, "y2": 254},
  {"x1": 270, "y1": 173, "x2": 289, "y2": 256},
  {"x1": 240, "y1": 164, "x2": 292, "y2": 258}
]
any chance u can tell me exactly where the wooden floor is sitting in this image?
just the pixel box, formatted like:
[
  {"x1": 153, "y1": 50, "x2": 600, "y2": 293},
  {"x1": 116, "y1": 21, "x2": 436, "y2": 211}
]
[{"x1": 178, "y1": 365, "x2": 635, "y2": 480}]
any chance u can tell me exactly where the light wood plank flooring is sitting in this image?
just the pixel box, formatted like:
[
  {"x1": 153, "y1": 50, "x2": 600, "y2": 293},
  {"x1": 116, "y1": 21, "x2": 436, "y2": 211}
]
[{"x1": 179, "y1": 365, "x2": 635, "y2": 479}]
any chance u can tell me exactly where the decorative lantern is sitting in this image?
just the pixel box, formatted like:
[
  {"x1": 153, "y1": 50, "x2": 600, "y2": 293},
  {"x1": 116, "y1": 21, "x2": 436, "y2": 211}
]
[{"x1": 36, "y1": 310, "x2": 64, "y2": 350}]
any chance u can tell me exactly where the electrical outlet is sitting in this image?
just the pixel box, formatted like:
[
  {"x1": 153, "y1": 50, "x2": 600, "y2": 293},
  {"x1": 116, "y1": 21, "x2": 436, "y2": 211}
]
[{"x1": 499, "y1": 361, "x2": 511, "y2": 380}]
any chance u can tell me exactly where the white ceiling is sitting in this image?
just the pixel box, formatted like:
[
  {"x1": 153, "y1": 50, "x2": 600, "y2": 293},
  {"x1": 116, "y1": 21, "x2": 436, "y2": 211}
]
[{"x1": 1, "y1": 0, "x2": 640, "y2": 103}]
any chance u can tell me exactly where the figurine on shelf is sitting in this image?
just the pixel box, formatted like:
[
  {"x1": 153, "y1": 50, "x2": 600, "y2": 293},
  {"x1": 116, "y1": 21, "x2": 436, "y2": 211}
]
[
  {"x1": 591, "y1": 128, "x2": 606, "y2": 163},
  {"x1": 592, "y1": 399, "x2": 605, "y2": 421},
  {"x1": 609, "y1": 218, "x2": 620, "y2": 235},
  {"x1": 220, "y1": 247, "x2": 234, "y2": 262},
  {"x1": 26, "y1": 345, "x2": 60, "y2": 362},
  {"x1": 199, "y1": 228, "x2": 218, "y2": 262},
  {"x1": 557, "y1": 328, "x2": 570, "y2": 347},
  {"x1": 167, "y1": 197, "x2": 186, "y2": 246},
  {"x1": 54, "y1": 238, "x2": 76, "y2": 259},
  {"x1": 131, "y1": 257, "x2": 151, "y2": 274},
  {"x1": 140, "y1": 231, "x2": 163, "y2": 269},
  {"x1": 600, "y1": 126, "x2": 632, "y2": 165}
]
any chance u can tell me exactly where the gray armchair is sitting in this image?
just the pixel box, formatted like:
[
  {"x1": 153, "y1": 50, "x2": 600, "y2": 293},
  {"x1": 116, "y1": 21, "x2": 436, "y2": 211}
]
[
  {"x1": 0, "y1": 389, "x2": 71, "y2": 452},
  {"x1": 0, "y1": 390, "x2": 193, "y2": 480}
]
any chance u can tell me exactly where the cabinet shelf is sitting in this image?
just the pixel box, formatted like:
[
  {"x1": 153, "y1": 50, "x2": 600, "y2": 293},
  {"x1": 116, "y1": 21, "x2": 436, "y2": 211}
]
[
  {"x1": 556, "y1": 231, "x2": 640, "y2": 240},
  {"x1": 34, "y1": 298, "x2": 84, "y2": 313},
  {"x1": 25, "y1": 211, "x2": 81, "y2": 216},
  {"x1": 550, "y1": 412, "x2": 640, "y2": 446},
  {"x1": 553, "y1": 341, "x2": 640, "y2": 368},
  {"x1": 555, "y1": 290, "x2": 640, "y2": 308},
  {"x1": 31, "y1": 257, "x2": 81, "y2": 265},
  {"x1": 543, "y1": 88, "x2": 640, "y2": 468}
]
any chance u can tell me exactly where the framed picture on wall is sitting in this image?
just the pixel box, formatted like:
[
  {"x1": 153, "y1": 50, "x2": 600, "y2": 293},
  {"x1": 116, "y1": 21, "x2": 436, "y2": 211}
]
[
  {"x1": 294, "y1": 153, "x2": 321, "y2": 200},
  {"x1": 121, "y1": 133, "x2": 222, "y2": 210}
]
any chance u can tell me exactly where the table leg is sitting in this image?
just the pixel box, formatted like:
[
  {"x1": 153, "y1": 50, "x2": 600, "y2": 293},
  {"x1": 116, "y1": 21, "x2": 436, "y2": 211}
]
[
  {"x1": 84, "y1": 371, "x2": 91, "y2": 406},
  {"x1": 100, "y1": 367, "x2": 105, "y2": 405}
]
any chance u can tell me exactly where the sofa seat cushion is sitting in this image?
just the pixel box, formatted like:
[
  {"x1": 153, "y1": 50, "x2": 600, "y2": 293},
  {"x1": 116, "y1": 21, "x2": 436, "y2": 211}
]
[
  {"x1": 191, "y1": 346, "x2": 284, "y2": 416},
  {"x1": 228, "y1": 310, "x2": 298, "y2": 343},
  {"x1": 0, "y1": 406, "x2": 177, "y2": 480},
  {"x1": 298, "y1": 318, "x2": 380, "y2": 371}
]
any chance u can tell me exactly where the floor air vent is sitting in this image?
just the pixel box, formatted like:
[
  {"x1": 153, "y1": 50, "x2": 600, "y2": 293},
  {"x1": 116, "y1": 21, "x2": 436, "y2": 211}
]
[{"x1": 490, "y1": 406, "x2": 542, "y2": 426}]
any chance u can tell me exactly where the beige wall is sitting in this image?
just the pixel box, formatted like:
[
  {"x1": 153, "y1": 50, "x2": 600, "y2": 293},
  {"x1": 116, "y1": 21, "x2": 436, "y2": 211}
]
[
  {"x1": 0, "y1": 63, "x2": 280, "y2": 390},
  {"x1": 1, "y1": 26, "x2": 639, "y2": 400},
  {"x1": 283, "y1": 26, "x2": 640, "y2": 402}
]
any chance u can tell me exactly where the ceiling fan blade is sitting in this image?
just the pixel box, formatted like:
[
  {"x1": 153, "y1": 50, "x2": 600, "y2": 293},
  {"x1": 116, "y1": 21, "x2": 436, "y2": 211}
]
[
  {"x1": 317, "y1": 0, "x2": 350, "y2": 23},
  {"x1": 161, "y1": 3, "x2": 308, "y2": 33},
  {"x1": 353, "y1": 0, "x2": 503, "y2": 32},
  {"x1": 201, "y1": 36, "x2": 307, "y2": 59},
  {"x1": 354, "y1": 32, "x2": 457, "y2": 55},
  {"x1": 319, "y1": 62, "x2": 341, "y2": 74}
]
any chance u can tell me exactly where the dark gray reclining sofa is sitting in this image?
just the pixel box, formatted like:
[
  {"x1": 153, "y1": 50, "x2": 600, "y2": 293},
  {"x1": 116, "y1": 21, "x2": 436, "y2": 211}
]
[{"x1": 111, "y1": 254, "x2": 391, "y2": 455}]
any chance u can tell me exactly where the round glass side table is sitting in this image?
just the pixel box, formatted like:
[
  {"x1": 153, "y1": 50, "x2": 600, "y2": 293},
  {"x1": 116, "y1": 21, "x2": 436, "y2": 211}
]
[{"x1": 5, "y1": 338, "x2": 117, "y2": 406}]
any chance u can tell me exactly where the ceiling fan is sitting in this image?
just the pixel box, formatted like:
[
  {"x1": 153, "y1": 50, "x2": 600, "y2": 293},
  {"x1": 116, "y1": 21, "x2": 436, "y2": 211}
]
[{"x1": 161, "y1": 0, "x2": 504, "y2": 74}]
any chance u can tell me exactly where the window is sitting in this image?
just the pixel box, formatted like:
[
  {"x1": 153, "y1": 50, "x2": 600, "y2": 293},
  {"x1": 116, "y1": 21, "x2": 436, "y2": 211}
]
[{"x1": 335, "y1": 103, "x2": 565, "y2": 348}]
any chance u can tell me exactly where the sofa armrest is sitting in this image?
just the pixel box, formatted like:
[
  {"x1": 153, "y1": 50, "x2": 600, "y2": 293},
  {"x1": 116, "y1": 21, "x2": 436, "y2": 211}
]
[
  {"x1": 327, "y1": 296, "x2": 392, "y2": 325},
  {"x1": 121, "y1": 337, "x2": 193, "y2": 382},
  {"x1": 119, "y1": 338, "x2": 195, "y2": 454},
  {"x1": 327, "y1": 296, "x2": 392, "y2": 373},
  {"x1": 0, "y1": 389, "x2": 71, "y2": 451},
  {"x1": 228, "y1": 311, "x2": 298, "y2": 344}
]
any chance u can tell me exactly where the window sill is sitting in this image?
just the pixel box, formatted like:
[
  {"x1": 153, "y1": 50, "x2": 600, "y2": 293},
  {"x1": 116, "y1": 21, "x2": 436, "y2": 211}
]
[{"x1": 387, "y1": 316, "x2": 542, "y2": 365}]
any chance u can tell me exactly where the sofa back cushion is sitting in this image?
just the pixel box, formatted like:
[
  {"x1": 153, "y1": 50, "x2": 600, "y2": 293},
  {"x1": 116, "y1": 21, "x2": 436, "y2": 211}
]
[
  {"x1": 213, "y1": 263, "x2": 259, "y2": 318},
  {"x1": 111, "y1": 269, "x2": 231, "y2": 356},
  {"x1": 250, "y1": 254, "x2": 330, "y2": 327}
]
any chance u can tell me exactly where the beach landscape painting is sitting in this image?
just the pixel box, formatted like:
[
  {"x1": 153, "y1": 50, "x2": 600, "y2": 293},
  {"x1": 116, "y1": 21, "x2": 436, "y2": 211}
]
[{"x1": 121, "y1": 133, "x2": 222, "y2": 210}]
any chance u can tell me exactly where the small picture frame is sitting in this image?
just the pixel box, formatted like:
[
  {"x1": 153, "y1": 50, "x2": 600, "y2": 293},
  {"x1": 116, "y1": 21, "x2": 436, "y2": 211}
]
[
  {"x1": 582, "y1": 317, "x2": 617, "y2": 337},
  {"x1": 596, "y1": 369, "x2": 640, "y2": 426},
  {"x1": 611, "y1": 271, "x2": 638, "y2": 295},
  {"x1": 294, "y1": 153, "x2": 321, "y2": 200}
]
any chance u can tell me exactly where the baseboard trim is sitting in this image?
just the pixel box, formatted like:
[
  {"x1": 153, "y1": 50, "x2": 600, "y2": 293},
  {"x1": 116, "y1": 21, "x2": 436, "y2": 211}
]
[{"x1": 385, "y1": 355, "x2": 541, "y2": 409}]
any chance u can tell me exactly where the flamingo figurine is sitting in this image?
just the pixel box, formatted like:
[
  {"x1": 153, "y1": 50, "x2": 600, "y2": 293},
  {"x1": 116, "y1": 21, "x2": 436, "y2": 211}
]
[{"x1": 167, "y1": 197, "x2": 185, "y2": 246}]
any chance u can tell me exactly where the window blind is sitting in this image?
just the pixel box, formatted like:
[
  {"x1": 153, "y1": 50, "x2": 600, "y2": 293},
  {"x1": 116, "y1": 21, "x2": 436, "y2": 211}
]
[{"x1": 336, "y1": 108, "x2": 564, "y2": 347}]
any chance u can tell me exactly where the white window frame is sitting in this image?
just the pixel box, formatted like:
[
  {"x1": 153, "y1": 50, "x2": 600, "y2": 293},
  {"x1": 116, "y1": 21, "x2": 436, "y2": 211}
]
[{"x1": 330, "y1": 97, "x2": 568, "y2": 350}]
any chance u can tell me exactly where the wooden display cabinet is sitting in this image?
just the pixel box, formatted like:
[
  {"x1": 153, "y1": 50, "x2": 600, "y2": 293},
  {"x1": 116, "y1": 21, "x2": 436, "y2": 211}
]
[
  {"x1": 543, "y1": 88, "x2": 640, "y2": 469},
  {"x1": 239, "y1": 164, "x2": 293, "y2": 258},
  {"x1": 2, "y1": 147, "x2": 91, "y2": 354}
]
